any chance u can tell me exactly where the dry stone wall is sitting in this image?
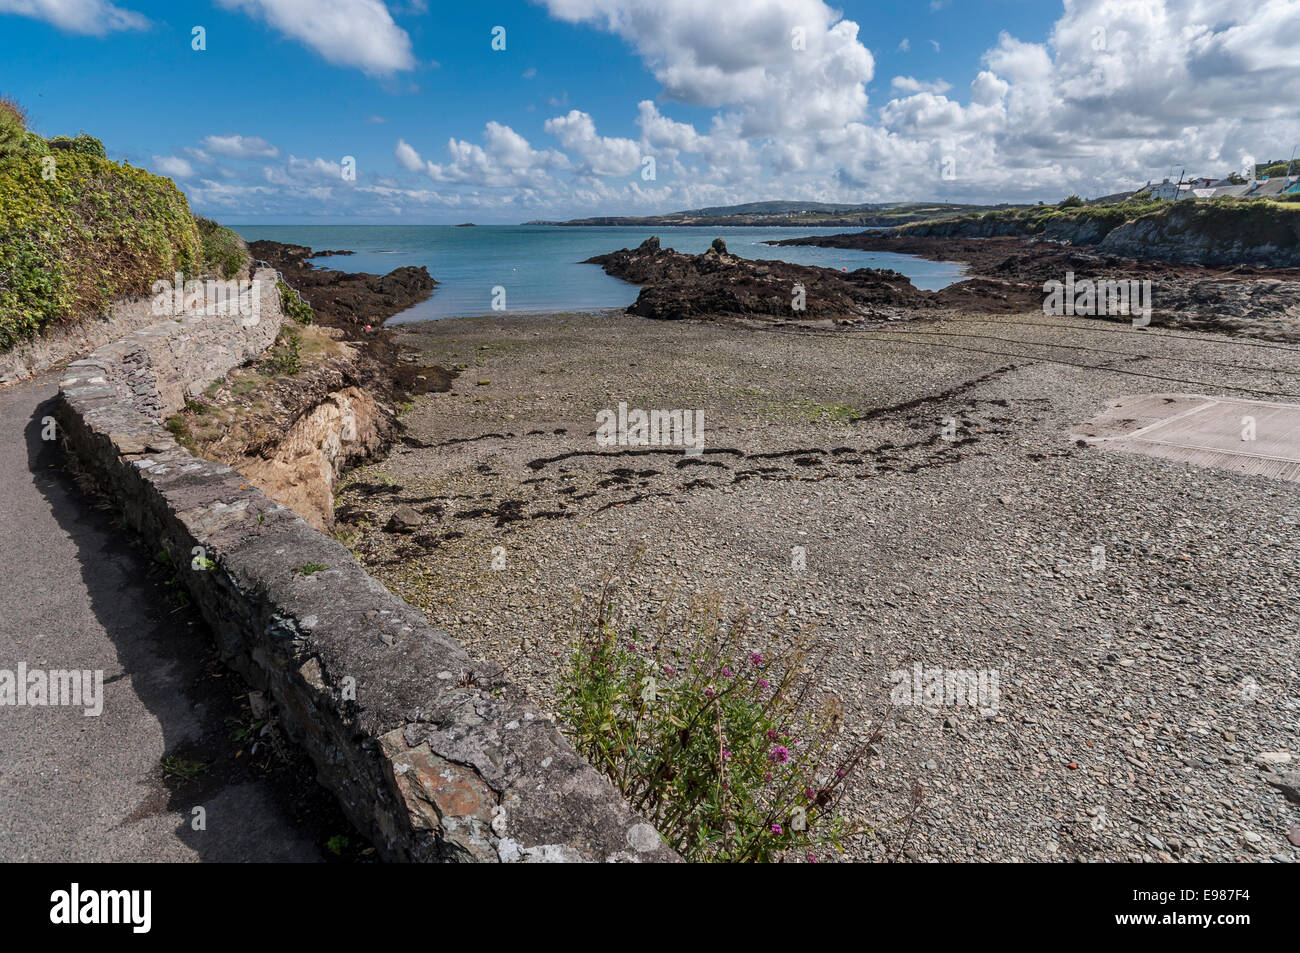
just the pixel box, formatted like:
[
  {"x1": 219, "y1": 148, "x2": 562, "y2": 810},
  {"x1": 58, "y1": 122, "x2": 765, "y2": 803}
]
[{"x1": 56, "y1": 270, "x2": 675, "y2": 863}]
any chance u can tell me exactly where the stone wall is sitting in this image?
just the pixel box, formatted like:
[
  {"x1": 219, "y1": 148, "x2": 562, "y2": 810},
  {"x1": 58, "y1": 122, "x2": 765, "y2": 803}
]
[
  {"x1": 1, "y1": 293, "x2": 167, "y2": 385},
  {"x1": 57, "y1": 272, "x2": 675, "y2": 863}
]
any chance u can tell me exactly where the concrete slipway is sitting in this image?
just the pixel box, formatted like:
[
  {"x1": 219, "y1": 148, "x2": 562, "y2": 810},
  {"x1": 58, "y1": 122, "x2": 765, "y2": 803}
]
[{"x1": 1072, "y1": 394, "x2": 1300, "y2": 483}]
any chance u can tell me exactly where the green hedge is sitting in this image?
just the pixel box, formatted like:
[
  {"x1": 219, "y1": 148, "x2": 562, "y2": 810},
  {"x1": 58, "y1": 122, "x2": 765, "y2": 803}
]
[
  {"x1": 197, "y1": 216, "x2": 248, "y2": 279},
  {"x1": 0, "y1": 149, "x2": 201, "y2": 348},
  {"x1": 970, "y1": 197, "x2": 1171, "y2": 236}
]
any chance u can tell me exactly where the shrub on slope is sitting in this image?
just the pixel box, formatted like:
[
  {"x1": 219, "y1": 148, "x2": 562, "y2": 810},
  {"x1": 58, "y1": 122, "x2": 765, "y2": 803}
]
[
  {"x1": 197, "y1": 216, "x2": 249, "y2": 279},
  {"x1": 0, "y1": 138, "x2": 200, "y2": 348}
]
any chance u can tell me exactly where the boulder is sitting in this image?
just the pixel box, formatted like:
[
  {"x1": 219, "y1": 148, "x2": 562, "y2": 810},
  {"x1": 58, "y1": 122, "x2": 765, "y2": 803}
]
[
  {"x1": 386, "y1": 505, "x2": 424, "y2": 534},
  {"x1": 1263, "y1": 771, "x2": 1300, "y2": 805}
]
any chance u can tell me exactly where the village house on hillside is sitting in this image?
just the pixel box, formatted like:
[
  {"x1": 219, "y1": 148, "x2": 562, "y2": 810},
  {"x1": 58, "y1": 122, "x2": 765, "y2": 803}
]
[{"x1": 1135, "y1": 172, "x2": 1300, "y2": 201}]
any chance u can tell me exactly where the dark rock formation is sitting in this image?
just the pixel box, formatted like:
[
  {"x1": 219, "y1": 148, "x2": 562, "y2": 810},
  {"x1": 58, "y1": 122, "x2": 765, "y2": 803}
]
[
  {"x1": 245, "y1": 239, "x2": 451, "y2": 400},
  {"x1": 584, "y1": 237, "x2": 933, "y2": 324},
  {"x1": 247, "y1": 240, "x2": 435, "y2": 332},
  {"x1": 771, "y1": 231, "x2": 1300, "y2": 340}
]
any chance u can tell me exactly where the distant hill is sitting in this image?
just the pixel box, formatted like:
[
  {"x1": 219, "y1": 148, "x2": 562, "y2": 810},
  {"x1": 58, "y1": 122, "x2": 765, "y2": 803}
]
[
  {"x1": 525, "y1": 200, "x2": 1033, "y2": 228},
  {"x1": 676, "y1": 200, "x2": 879, "y2": 216}
]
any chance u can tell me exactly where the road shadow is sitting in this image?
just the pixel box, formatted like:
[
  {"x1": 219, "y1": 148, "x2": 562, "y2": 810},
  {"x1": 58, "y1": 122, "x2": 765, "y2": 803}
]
[{"x1": 24, "y1": 386, "x2": 366, "y2": 862}]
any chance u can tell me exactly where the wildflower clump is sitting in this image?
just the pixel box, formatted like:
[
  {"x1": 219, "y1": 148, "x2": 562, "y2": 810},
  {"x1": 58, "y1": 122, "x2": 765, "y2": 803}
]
[{"x1": 558, "y1": 567, "x2": 878, "y2": 862}]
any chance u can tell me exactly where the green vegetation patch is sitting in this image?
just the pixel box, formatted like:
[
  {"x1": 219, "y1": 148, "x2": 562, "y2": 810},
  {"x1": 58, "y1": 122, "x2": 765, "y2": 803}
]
[
  {"x1": 0, "y1": 108, "x2": 200, "y2": 349},
  {"x1": 197, "y1": 216, "x2": 248, "y2": 279},
  {"x1": 262, "y1": 326, "x2": 303, "y2": 376},
  {"x1": 160, "y1": 755, "x2": 210, "y2": 783},
  {"x1": 277, "y1": 280, "x2": 313, "y2": 325},
  {"x1": 47, "y1": 133, "x2": 107, "y2": 157},
  {"x1": 558, "y1": 570, "x2": 875, "y2": 862},
  {"x1": 965, "y1": 197, "x2": 1171, "y2": 237}
]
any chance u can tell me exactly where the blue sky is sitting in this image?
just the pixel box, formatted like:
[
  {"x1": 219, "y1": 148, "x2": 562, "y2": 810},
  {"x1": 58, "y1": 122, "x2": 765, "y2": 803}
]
[{"x1": 3, "y1": 0, "x2": 1297, "y2": 223}]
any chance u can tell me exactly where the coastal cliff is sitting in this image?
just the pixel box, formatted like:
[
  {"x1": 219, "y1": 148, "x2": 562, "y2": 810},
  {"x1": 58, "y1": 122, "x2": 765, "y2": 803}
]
[
  {"x1": 1096, "y1": 201, "x2": 1300, "y2": 267},
  {"x1": 887, "y1": 199, "x2": 1300, "y2": 268}
]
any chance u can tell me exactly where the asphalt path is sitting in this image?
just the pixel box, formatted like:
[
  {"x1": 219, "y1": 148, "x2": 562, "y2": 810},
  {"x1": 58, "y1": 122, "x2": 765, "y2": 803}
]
[{"x1": 0, "y1": 373, "x2": 324, "y2": 861}]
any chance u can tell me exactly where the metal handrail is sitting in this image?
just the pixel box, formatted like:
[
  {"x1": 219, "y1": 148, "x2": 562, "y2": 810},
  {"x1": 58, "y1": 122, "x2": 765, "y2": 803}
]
[{"x1": 252, "y1": 258, "x2": 311, "y2": 308}]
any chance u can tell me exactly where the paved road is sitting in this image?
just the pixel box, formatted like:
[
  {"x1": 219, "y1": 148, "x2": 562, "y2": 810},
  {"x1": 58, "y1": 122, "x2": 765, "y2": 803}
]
[{"x1": 0, "y1": 374, "x2": 325, "y2": 861}]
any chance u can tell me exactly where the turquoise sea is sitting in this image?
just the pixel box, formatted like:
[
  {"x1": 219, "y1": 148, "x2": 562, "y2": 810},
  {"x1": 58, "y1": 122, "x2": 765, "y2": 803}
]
[{"x1": 230, "y1": 225, "x2": 967, "y2": 322}]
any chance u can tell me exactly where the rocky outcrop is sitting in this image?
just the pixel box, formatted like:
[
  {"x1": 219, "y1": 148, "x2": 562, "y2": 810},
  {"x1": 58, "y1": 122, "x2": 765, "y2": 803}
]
[
  {"x1": 770, "y1": 228, "x2": 1300, "y2": 340},
  {"x1": 889, "y1": 217, "x2": 1036, "y2": 240},
  {"x1": 1148, "y1": 277, "x2": 1300, "y2": 340},
  {"x1": 238, "y1": 385, "x2": 393, "y2": 532},
  {"x1": 248, "y1": 240, "x2": 436, "y2": 330},
  {"x1": 1097, "y1": 201, "x2": 1300, "y2": 267},
  {"x1": 1041, "y1": 216, "x2": 1112, "y2": 245},
  {"x1": 850, "y1": 201, "x2": 1300, "y2": 268},
  {"x1": 585, "y1": 236, "x2": 933, "y2": 324},
  {"x1": 165, "y1": 325, "x2": 408, "y2": 532}
]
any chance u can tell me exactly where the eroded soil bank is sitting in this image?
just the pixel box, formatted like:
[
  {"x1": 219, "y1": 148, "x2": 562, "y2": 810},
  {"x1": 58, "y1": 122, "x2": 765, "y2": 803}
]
[
  {"x1": 335, "y1": 306, "x2": 1300, "y2": 863},
  {"x1": 166, "y1": 243, "x2": 454, "y2": 530}
]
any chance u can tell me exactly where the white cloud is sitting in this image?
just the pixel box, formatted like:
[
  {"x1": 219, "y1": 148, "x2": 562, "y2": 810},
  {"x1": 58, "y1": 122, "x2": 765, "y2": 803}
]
[
  {"x1": 855, "y1": 0, "x2": 1300, "y2": 201},
  {"x1": 184, "y1": 0, "x2": 1300, "y2": 219},
  {"x1": 891, "y1": 75, "x2": 952, "y2": 95},
  {"x1": 394, "y1": 139, "x2": 425, "y2": 172},
  {"x1": 636, "y1": 99, "x2": 706, "y2": 155},
  {"x1": 898, "y1": 37, "x2": 910, "y2": 52},
  {"x1": 200, "y1": 134, "x2": 281, "y2": 159},
  {"x1": 0, "y1": 0, "x2": 147, "y2": 34},
  {"x1": 395, "y1": 124, "x2": 569, "y2": 187},
  {"x1": 539, "y1": 0, "x2": 875, "y2": 136},
  {"x1": 151, "y1": 155, "x2": 195, "y2": 179},
  {"x1": 216, "y1": 0, "x2": 415, "y2": 75},
  {"x1": 264, "y1": 155, "x2": 344, "y2": 185},
  {"x1": 544, "y1": 109, "x2": 641, "y2": 176}
]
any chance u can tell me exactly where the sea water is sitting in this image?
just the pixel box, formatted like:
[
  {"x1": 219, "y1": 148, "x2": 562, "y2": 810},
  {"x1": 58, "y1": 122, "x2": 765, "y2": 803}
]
[{"x1": 230, "y1": 224, "x2": 967, "y2": 322}]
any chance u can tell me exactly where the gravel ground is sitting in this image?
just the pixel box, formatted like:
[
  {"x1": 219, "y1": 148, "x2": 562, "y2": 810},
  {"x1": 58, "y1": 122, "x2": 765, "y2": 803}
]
[{"x1": 338, "y1": 307, "x2": 1300, "y2": 863}]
